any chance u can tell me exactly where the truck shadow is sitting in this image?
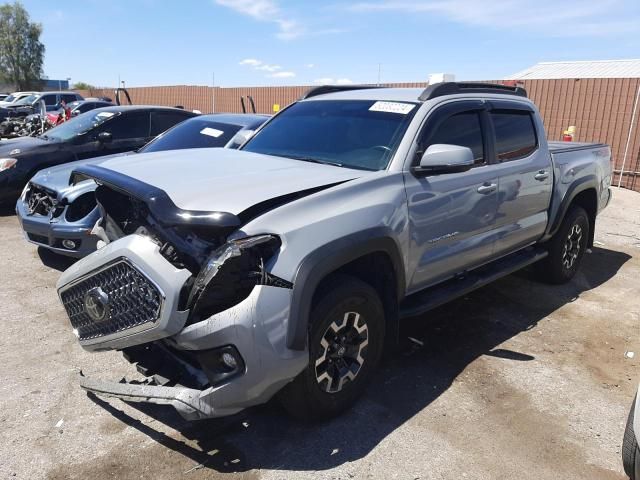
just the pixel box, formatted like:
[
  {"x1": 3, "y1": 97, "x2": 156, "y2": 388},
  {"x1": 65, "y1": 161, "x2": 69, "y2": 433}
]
[{"x1": 88, "y1": 246, "x2": 631, "y2": 473}]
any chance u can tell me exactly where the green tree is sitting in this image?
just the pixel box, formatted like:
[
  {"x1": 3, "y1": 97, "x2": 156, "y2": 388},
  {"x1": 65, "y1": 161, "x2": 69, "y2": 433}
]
[
  {"x1": 72, "y1": 82, "x2": 96, "y2": 91},
  {"x1": 0, "y1": 2, "x2": 44, "y2": 90}
]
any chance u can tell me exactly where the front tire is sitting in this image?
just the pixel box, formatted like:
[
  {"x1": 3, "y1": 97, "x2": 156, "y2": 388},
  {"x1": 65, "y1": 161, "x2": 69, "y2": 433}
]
[
  {"x1": 279, "y1": 275, "x2": 385, "y2": 421},
  {"x1": 537, "y1": 206, "x2": 590, "y2": 284}
]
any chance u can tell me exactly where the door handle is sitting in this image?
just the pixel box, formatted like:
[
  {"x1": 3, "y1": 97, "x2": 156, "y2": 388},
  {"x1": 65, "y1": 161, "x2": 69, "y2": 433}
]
[
  {"x1": 534, "y1": 170, "x2": 549, "y2": 181},
  {"x1": 477, "y1": 183, "x2": 497, "y2": 195}
]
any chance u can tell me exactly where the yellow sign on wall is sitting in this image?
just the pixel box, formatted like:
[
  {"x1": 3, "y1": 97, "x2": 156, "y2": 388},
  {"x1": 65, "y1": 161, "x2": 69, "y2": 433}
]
[{"x1": 273, "y1": 104, "x2": 280, "y2": 112}]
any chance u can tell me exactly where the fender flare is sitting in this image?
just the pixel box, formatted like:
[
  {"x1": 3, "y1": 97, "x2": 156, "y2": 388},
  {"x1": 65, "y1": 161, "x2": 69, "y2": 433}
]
[
  {"x1": 544, "y1": 174, "x2": 598, "y2": 240},
  {"x1": 286, "y1": 227, "x2": 405, "y2": 350}
]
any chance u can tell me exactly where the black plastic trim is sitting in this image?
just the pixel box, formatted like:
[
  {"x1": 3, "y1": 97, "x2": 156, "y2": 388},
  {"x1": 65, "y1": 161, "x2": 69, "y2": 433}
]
[
  {"x1": 419, "y1": 82, "x2": 527, "y2": 101},
  {"x1": 544, "y1": 174, "x2": 598, "y2": 239},
  {"x1": 286, "y1": 228, "x2": 405, "y2": 350},
  {"x1": 74, "y1": 164, "x2": 242, "y2": 229},
  {"x1": 301, "y1": 84, "x2": 383, "y2": 100}
]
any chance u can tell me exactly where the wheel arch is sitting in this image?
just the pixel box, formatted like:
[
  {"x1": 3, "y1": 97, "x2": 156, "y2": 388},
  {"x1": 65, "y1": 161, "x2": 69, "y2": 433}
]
[
  {"x1": 545, "y1": 176, "x2": 598, "y2": 247},
  {"x1": 287, "y1": 227, "x2": 405, "y2": 351}
]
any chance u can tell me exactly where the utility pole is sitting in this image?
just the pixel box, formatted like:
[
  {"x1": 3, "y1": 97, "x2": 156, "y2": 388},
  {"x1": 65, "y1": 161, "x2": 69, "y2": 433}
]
[
  {"x1": 377, "y1": 63, "x2": 381, "y2": 86},
  {"x1": 212, "y1": 72, "x2": 215, "y2": 113}
]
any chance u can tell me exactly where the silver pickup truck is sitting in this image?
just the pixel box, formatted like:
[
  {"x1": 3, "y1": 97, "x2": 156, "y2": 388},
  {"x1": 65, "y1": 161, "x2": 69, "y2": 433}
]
[{"x1": 56, "y1": 83, "x2": 612, "y2": 421}]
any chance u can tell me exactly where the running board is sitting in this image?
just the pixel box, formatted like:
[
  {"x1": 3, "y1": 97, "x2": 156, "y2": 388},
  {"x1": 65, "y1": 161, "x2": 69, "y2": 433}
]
[{"x1": 400, "y1": 248, "x2": 548, "y2": 319}]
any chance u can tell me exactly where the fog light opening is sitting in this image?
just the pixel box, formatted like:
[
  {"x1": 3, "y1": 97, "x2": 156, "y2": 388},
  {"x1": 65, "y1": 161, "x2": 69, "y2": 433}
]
[
  {"x1": 221, "y1": 352, "x2": 238, "y2": 370},
  {"x1": 62, "y1": 239, "x2": 77, "y2": 250}
]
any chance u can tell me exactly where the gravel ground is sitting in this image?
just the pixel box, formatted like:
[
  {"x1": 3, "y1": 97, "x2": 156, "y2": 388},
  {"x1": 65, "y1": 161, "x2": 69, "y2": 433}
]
[{"x1": 0, "y1": 187, "x2": 638, "y2": 480}]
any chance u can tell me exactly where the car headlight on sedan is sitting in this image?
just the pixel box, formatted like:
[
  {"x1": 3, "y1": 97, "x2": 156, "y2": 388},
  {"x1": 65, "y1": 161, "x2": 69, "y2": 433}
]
[{"x1": 0, "y1": 158, "x2": 17, "y2": 172}]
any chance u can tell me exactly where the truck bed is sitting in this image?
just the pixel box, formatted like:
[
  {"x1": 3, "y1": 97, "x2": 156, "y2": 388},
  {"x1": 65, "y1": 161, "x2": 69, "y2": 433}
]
[{"x1": 548, "y1": 141, "x2": 608, "y2": 154}]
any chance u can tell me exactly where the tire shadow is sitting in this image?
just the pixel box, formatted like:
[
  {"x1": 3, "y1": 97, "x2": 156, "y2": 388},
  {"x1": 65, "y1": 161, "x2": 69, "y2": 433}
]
[{"x1": 86, "y1": 246, "x2": 631, "y2": 473}]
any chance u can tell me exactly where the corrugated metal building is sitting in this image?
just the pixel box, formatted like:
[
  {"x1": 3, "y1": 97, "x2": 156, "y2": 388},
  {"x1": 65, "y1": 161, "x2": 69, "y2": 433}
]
[{"x1": 509, "y1": 59, "x2": 640, "y2": 80}]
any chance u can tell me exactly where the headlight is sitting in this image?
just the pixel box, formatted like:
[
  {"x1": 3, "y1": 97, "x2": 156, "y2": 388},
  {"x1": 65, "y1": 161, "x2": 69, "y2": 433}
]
[
  {"x1": 187, "y1": 234, "x2": 284, "y2": 322},
  {"x1": 20, "y1": 182, "x2": 30, "y2": 201},
  {"x1": 0, "y1": 158, "x2": 17, "y2": 172}
]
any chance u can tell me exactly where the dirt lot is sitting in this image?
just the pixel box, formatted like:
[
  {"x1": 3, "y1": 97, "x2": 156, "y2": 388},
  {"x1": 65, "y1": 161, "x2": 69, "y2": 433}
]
[{"x1": 0, "y1": 188, "x2": 638, "y2": 480}]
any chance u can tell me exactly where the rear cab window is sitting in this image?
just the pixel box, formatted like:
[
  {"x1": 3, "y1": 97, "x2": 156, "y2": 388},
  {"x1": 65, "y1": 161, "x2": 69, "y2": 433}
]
[{"x1": 491, "y1": 110, "x2": 538, "y2": 161}]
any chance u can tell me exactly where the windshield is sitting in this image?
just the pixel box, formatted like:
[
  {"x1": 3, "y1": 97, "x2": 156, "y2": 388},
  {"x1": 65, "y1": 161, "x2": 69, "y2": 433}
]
[
  {"x1": 4, "y1": 94, "x2": 17, "y2": 102},
  {"x1": 140, "y1": 118, "x2": 243, "y2": 153},
  {"x1": 42, "y1": 110, "x2": 119, "y2": 142},
  {"x1": 241, "y1": 100, "x2": 418, "y2": 171},
  {"x1": 14, "y1": 94, "x2": 37, "y2": 105}
]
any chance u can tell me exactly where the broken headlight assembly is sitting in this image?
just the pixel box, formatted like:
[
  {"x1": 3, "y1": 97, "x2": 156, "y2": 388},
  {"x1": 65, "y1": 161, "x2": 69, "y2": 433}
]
[{"x1": 186, "y1": 234, "x2": 291, "y2": 323}]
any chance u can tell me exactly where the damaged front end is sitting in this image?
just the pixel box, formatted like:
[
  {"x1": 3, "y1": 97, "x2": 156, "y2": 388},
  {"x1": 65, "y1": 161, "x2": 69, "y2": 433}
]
[{"x1": 56, "y1": 166, "x2": 306, "y2": 419}]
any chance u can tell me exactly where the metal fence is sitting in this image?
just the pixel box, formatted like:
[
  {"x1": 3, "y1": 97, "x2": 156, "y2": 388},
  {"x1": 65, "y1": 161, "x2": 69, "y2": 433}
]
[{"x1": 79, "y1": 78, "x2": 640, "y2": 191}]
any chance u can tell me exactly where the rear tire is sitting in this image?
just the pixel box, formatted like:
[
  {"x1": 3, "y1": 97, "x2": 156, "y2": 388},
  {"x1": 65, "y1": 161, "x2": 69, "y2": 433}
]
[
  {"x1": 623, "y1": 395, "x2": 639, "y2": 480},
  {"x1": 279, "y1": 275, "x2": 385, "y2": 421},
  {"x1": 537, "y1": 206, "x2": 590, "y2": 284}
]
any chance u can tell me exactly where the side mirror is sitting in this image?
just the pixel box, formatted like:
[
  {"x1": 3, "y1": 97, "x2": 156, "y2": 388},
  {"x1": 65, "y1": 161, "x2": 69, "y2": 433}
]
[
  {"x1": 97, "y1": 131, "x2": 112, "y2": 144},
  {"x1": 412, "y1": 144, "x2": 475, "y2": 176}
]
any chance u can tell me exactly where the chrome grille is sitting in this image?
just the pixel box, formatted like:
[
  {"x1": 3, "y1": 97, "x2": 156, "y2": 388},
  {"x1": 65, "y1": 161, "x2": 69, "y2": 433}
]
[{"x1": 59, "y1": 259, "x2": 163, "y2": 341}]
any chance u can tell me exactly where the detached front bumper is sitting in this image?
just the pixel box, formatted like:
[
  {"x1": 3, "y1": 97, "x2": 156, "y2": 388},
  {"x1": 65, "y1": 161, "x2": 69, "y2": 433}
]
[{"x1": 79, "y1": 373, "x2": 216, "y2": 420}]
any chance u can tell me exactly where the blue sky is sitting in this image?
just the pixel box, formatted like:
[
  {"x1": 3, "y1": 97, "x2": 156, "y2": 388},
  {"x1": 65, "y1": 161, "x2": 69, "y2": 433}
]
[{"x1": 21, "y1": 0, "x2": 640, "y2": 87}]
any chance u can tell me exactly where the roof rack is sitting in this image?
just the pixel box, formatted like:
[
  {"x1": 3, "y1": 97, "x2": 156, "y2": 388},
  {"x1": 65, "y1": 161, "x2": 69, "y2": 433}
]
[
  {"x1": 418, "y1": 82, "x2": 527, "y2": 101},
  {"x1": 301, "y1": 84, "x2": 383, "y2": 100}
]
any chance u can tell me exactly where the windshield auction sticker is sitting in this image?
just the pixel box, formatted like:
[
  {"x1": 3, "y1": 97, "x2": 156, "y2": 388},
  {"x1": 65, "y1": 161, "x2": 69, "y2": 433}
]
[
  {"x1": 200, "y1": 127, "x2": 224, "y2": 137},
  {"x1": 369, "y1": 101, "x2": 415, "y2": 114}
]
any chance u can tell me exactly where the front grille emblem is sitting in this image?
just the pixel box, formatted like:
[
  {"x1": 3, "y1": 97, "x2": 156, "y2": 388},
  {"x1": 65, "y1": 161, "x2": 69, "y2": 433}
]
[{"x1": 84, "y1": 287, "x2": 110, "y2": 322}]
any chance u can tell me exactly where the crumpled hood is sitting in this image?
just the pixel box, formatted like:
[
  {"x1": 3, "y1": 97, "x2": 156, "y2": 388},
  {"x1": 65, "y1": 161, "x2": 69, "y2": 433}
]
[
  {"x1": 30, "y1": 152, "x2": 131, "y2": 194},
  {"x1": 95, "y1": 148, "x2": 365, "y2": 214}
]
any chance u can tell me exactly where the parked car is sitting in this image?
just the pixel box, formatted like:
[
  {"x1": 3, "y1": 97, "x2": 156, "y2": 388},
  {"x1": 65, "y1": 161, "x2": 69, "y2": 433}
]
[
  {"x1": 0, "y1": 91, "x2": 84, "y2": 120},
  {"x1": 0, "y1": 91, "x2": 39, "y2": 107},
  {"x1": 0, "y1": 93, "x2": 9, "y2": 102},
  {"x1": 68, "y1": 100, "x2": 113, "y2": 117},
  {"x1": 0, "y1": 105, "x2": 197, "y2": 204},
  {"x1": 17, "y1": 113, "x2": 268, "y2": 257},
  {"x1": 623, "y1": 388, "x2": 639, "y2": 479},
  {"x1": 56, "y1": 83, "x2": 612, "y2": 421}
]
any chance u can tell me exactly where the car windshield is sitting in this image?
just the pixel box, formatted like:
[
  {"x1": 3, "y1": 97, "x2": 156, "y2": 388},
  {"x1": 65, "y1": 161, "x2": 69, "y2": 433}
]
[
  {"x1": 4, "y1": 94, "x2": 17, "y2": 102},
  {"x1": 41, "y1": 110, "x2": 119, "y2": 142},
  {"x1": 139, "y1": 118, "x2": 243, "y2": 153},
  {"x1": 241, "y1": 100, "x2": 418, "y2": 171},
  {"x1": 14, "y1": 94, "x2": 37, "y2": 105}
]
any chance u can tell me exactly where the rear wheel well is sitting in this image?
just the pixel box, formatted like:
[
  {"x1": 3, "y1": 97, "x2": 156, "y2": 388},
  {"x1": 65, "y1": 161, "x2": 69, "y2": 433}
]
[
  {"x1": 568, "y1": 189, "x2": 597, "y2": 247},
  {"x1": 312, "y1": 251, "x2": 399, "y2": 352}
]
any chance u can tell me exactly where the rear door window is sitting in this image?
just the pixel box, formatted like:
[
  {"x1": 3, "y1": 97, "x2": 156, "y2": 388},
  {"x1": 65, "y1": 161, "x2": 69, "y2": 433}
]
[
  {"x1": 42, "y1": 94, "x2": 58, "y2": 106},
  {"x1": 61, "y1": 94, "x2": 78, "y2": 104},
  {"x1": 104, "y1": 112, "x2": 150, "y2": 139},
  {"x1": 491, "y1": 110, "x2": 538, "y2": 161},
  {"x1": 150, "y1": 111, "x2": 193, "y2": 136}
]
